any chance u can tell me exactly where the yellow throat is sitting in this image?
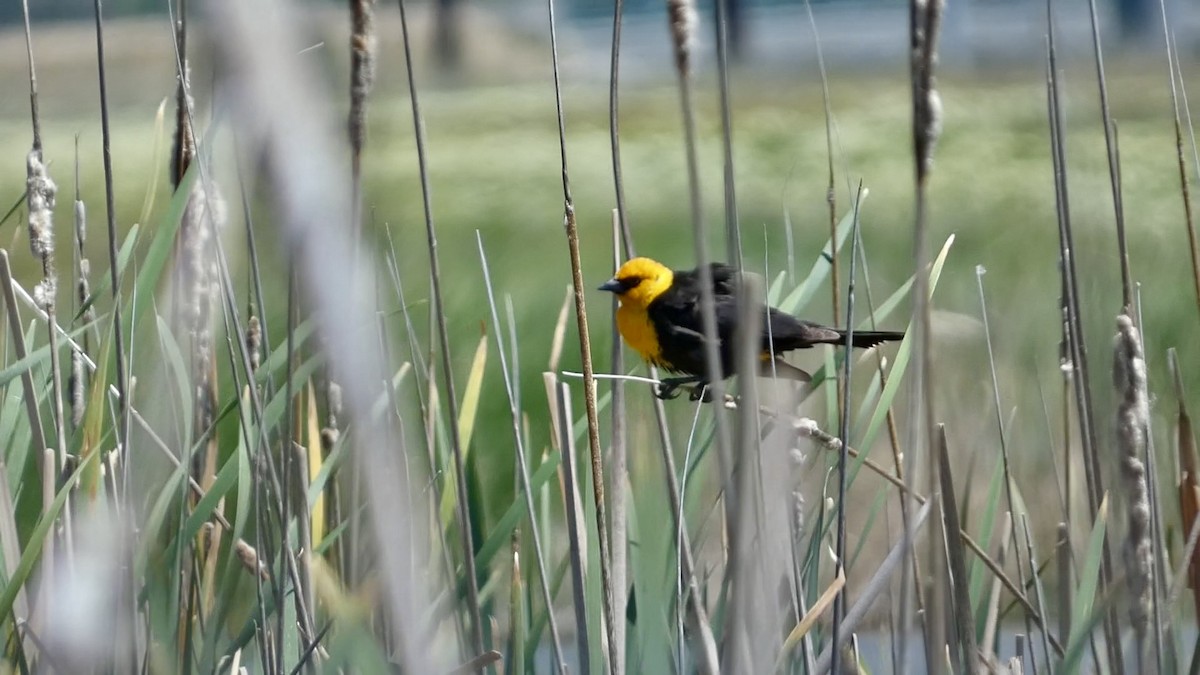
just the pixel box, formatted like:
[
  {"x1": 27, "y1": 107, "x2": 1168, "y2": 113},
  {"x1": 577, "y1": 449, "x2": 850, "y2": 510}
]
[{"x1": 607, "y1": 258, "x2": 674, "y2": 367}]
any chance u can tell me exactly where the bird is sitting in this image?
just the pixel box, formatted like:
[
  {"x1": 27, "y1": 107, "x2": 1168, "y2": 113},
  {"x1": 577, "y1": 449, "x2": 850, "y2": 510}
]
[{"x1": 598, "y1": 257, "x2": 904, "y2": 400}]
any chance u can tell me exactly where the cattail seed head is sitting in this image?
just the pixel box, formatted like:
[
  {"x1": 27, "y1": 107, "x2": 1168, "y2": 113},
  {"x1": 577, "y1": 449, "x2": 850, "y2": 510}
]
[
  {"x1": 26, "y1": 150, "x2": 57, "y2": 259},
  {"x1": 74, "y1": 199, "x2": 86, "y2": 247},
  {"x1": 234, "y1": 539, "x2": 267, "y2": 579},
  {"x1": 349, "y1": 0, "x2": 377, "y2": 156},
  {"x1": 1113, "y1": 312, "x2": 1152, "y2": 655},
  {"x1": 77, "y1": 260, "x2": 91, "y2": 300},
  {"x1": 667, "y1": 0, "x2": 697, "y2": 77},
  {"x1": 34, "y1": 278, "x2": 57, "y2": 311},
  {"x1": 171, "y1": 60, "x2": 196, "y2": 188},
  {"x1": 327, "y1": 382, "x2": 343, "y2": 424},
  {"x1": 246, "y1": 315, "x2": 262, "y2": 372},
  {"x1": 70, "y1": 348, "x2": 85, "y2": 428},
  {"x1": 320, "y1": 427, "x2": 339, "y2": 452}
]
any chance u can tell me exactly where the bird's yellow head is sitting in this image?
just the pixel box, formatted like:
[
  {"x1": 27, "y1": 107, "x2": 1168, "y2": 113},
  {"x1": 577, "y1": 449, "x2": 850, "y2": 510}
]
[{"x1": 598, "y1": 257, "x2": 674, "y2": 308}]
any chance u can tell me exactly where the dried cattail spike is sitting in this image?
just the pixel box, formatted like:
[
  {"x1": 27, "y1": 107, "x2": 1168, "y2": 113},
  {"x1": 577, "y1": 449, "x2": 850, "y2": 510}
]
[
  {"x1": 666, "y1": 0, "x2": 697, "y2": 77},
  {"x1": 327, "y1": 382, "x2": 343, "y2": 425},
  {"x1": 1113, "y1": 312, "x2": 1152, "y2": 655},
  {"x1": 171, "y1": 59, "x2": 196, "y2": 188},
  {"x1": 234, "y1": 539, "x2": 268, "y2": 579},
  {"x1": 26, "y1": 149, "x2": 56, "y2": 259},
  {"x1": 74, "y1": 197, "x2": 86, "y2": 247},
  {"x1": 320, "y1": 427, "x2": 340, "y2": 452},
  {"x1": 77, "y1": 262, "x2": 95, "y2": 326},
  {"x1": 199, "y1": 521, "x2": 215, "y2": 551},
  {"x1": 246, "y1": 315, "x2": 262, "y2": 372},
  {"x1": 70, "y1": 348, "x2": 85, "y2": 428},
  {"x1": 33, "y1": 278, "x2": 56, "y2": 312},
  {"x1": 349, "y1": 0, "x2": 377, "y2": 157}
]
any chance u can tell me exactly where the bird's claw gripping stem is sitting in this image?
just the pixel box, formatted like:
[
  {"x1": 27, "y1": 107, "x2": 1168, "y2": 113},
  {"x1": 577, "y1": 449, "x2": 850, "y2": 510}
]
[{"x1": 655, "y1": 376, "x2": 701, "y2": 401}]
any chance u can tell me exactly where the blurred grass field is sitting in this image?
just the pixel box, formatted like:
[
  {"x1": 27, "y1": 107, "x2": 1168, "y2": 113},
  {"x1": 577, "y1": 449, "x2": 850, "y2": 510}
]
[{"x1": 0, "y1": 12, "x2": 1195, "y2": 527}]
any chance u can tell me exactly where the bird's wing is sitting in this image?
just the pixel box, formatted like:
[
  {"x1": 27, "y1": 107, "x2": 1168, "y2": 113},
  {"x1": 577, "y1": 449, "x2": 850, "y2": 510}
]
[
  {"x1": 707, "y1": 263, "x2": 740, "y2": 296},
  {"x1": 672, "y1": 263, "x2": 741, "y2": 298},
  {"x1": 764, "y1": 311, "x2": 842, "y2": 350}
]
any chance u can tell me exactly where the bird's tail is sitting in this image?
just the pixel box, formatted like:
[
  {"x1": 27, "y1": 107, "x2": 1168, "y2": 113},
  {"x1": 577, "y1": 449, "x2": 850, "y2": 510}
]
[{"x1": 838, "y1": 330, "x2": 905, "y2": 349}]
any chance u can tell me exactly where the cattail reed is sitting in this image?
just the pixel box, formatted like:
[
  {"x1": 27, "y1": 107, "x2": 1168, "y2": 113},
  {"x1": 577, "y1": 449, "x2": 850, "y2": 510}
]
[
  {"x1": 322, "y1": 381, "x2": 342, "y2": 451},
  {"x1": 27, "y1": 150, "x2": 57, "y2": 310},
  {"x1": 246, "y1": 314, "x2": 262, "y2": 373},
  {"x1": 1114, "y1": 313, "x2": 1152, "y2": 661},
  {"x1": 171, "y1": 59, "x2": 195, "y2": 188},
  {"x1": 349, "y1": 0, "x2": 376, "y2": 165},
  {"x1": 70, "y1": 348, "x2": 85, "y2": 428},
  {"x1": 28, "y1": 148, "x2": 69, "y2": 464},
  {"x1": 234, "y1": 539, "x2": 268, "y2": 580},
  {"x1": 177, "y1": 177, "x2": 228, "y2": 481},
  {"x1": 74, "y1": 195, "x2": 95, "y2": 328},
  {"x1": 666, "y1": 0, "x2": 696, "y2": 77}
]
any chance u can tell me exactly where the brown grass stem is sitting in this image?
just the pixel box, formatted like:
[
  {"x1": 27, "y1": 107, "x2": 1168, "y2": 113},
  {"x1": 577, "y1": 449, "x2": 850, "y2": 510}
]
[
  {"x1": 546, "y1": 0, "x2": 619, "y2": 668},
  {"x1": 395, "y1": 0, "x2": 487, "y2": 661}
]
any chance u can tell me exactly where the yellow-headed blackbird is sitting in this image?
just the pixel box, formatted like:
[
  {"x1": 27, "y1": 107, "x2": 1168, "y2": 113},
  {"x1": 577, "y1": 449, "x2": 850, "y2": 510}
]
[{"x1": 599, "y1": 257, "x2": 904, "y2": 400}]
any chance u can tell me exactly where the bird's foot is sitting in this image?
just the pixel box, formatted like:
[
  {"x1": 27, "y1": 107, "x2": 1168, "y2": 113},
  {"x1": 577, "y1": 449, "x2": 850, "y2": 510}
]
[
  {"x1": 688, "y1": 384, "x2": 713, "y2": 403},
  {"x1": 656, "y1": 376, "x2": 700, "y2": 400}
]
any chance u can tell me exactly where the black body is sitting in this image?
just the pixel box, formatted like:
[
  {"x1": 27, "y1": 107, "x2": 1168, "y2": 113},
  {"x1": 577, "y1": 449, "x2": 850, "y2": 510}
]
[{"x1": 648, "y1": 263, "x2": 903, "y2": 381}]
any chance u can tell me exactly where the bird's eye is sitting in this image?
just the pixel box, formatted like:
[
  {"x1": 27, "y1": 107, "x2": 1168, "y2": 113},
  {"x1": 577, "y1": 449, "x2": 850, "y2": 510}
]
[{"x1": 619, "y1": 276, "x2": 642, "y2": 291}]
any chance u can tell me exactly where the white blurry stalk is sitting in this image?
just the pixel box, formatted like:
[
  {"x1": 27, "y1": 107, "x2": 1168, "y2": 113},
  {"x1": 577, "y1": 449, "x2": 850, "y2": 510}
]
[
  {"x1": 42, "y1": 508, "x2": 132, "y2": 672},
  {"x1": 208, "y1": 1, "x2": 436, "y2": 670}
]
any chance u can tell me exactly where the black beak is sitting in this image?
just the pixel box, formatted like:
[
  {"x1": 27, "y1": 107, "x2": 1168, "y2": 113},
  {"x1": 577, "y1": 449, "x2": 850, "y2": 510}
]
[{"x1": 598, "y1": 278, "x2": 622, "y2": 293}]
